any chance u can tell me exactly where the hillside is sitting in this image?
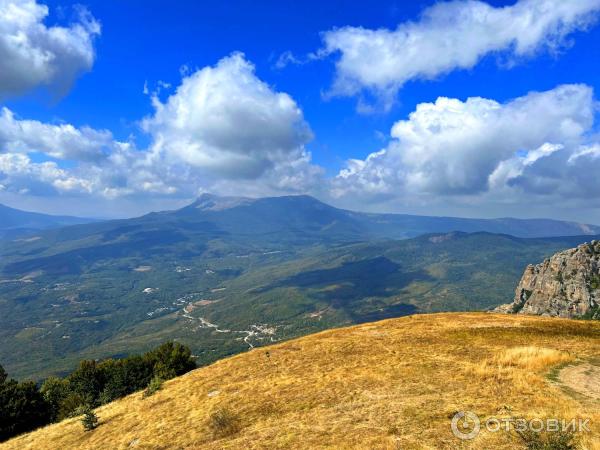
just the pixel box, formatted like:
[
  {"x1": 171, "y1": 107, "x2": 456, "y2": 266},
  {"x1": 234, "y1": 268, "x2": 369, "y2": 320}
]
[
  {"x1": 3, "y1": 313, "x2": 599, "y2": 449},
  {"x1": 1, "y1": 227, "x2": 597, "y2": 380}
]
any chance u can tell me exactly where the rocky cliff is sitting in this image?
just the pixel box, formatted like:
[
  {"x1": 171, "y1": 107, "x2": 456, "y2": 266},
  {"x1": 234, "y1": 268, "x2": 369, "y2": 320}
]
[{"x1": 496, "y1": 240, "x2": 600, "y2": 319}]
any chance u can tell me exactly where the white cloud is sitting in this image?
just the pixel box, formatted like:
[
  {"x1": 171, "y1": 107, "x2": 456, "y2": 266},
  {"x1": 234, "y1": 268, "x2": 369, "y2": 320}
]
[
  {"x1": 0, "y1": 0, "x2": 100, "y2": 97},
  {"x1": 568, "y1": 143, "x2": 600, "y2": 162},
  {"x1": 274, "y1": 50, "x2": 303, "y2": 69},
  {"x1": 142, "y1": 52, "x2": 320, "y2": 190},
  {"x1": 0, "y1": 53, "x2": 324, "y2": 200},
  {"x1": 321, "y1": 0, "x2": 600, "y2": 109},
  {"x1": 331, "y1": 84, "x2": 600, "y2": 208},
  {"x1": 0, "y1": 152, "x2": 93, "y2": 195},
  {"x1": 0, "y1": 107, "x2": 119, "y2": 161}
]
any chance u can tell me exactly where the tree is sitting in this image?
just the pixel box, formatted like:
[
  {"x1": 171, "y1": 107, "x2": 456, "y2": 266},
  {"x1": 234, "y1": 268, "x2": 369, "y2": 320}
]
[
  {"x1": 0, "y1": 379, "x2": 50, "y2": 441},
  {"x1": 67, "y1": 360, "x2": 104, "y2": 405},
  {"x1": 40, "y1": 377, "x2": 69, "y2": 422},
  {"x1": 145, "y1": 342, "x2": 196, "y2": 379},
  {"x1": 120, "y1": 355, "x2": 154, "y2": 391},
  {"x1": 57, "y1": 392, "x2": 87, "y2": 420},
  {"x1": 0, "y1": 342, "x2": 196, "y2": 442}
]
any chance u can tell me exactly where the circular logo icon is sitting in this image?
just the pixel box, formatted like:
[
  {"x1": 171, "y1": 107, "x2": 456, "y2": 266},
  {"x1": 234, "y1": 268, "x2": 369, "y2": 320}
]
[{"x1": 451, "y1": 411, "x2": 480, "y2": 440}]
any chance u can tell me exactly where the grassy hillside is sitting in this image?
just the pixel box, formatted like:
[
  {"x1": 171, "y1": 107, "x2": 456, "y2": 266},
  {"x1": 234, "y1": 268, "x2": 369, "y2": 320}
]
[
  {"x1": 1, "y1": 230, "x2": 597, "y2": 380},
  {"x1": 3, "y1": 313, "x2": 599, "y2": 449}
]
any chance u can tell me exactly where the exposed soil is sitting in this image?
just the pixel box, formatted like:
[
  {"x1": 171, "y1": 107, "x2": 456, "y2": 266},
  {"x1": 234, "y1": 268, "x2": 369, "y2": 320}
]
[{"x1": 558, "y1": 362, "x2": 600, "y2": 400}]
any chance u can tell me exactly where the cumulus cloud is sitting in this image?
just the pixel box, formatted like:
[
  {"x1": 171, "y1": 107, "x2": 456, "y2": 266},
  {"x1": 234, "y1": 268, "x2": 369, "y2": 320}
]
[
  {"x1": 0, "y1": 0, "x2": 100, "y2": 97},
  {"x1": 0, "y1": 152, "x2": 93, "y2": 195},
  {"x1": 331, "y1": 84, "x2": 600, "y2": 208},
  {"x1": 142, "y1": 52, "x2": 321, "y2": 190},
  {"x1": 0, "y1": 53, "x2": 323, "y2": 200},
  {"x1": 321, "y1": 0, "x2": 600, "y2": 109},
  {"x1": 0, "y1": 107, "x2": 119, "y2": 161}
]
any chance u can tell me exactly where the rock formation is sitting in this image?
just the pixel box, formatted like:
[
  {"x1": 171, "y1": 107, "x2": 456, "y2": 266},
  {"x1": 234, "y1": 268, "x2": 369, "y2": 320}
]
[{"x1": 496, "y1": 241, "x2": 600, "y2": 319}]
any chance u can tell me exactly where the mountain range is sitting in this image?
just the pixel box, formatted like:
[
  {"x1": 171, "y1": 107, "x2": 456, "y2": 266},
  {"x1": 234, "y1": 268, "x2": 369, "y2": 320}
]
[
  {"x1": 1, "y1": 194, "x2": 598, "y2": 379},
  {"x1": 3, "y1": 193, "x2": 600, "y2": 242},
  {"x1": 0, "y1": 203, "x2": 95, "y2": 239},
  {"x1": 147, "y1": 193, "x2": 600, "y2": 240}
]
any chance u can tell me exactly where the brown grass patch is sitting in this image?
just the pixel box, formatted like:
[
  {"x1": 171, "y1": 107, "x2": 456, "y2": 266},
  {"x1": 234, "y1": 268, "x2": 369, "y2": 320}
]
[{"x1": 2, "y1": 313, "x2": 599, "y2": 450}]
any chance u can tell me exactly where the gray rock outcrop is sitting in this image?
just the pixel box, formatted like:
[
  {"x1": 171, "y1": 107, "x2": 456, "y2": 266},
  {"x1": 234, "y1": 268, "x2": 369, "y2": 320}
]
[{"x1": 495, "y1": 240, "x2": 600, "y2": 319}]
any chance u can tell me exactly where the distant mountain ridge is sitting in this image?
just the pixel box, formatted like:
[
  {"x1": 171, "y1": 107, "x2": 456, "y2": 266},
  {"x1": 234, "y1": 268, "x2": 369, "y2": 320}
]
[
  {"x1": 2, "y1": 194, "x2": 598, "y2": 242},
  {"x1": 0, "y1": 203, "x2": 94, "y2": 238},
  {"x1": 170, "y1": 193, "x2": 600, "y2": 240}
]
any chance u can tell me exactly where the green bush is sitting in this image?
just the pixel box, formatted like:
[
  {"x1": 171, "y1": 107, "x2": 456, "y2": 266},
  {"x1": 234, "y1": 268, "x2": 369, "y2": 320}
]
[
  {"x1": 78, "y1": 405, "x2": 99, "y2": 432},
  {"x1": 589, "y1": 274, "x2": 600, "y2": 290},
  {"x1": 68, "y1": 360, "x2": 104, "y2": 406},
  {"x1": 145, "y1": 342, "x2": 196, "y2": 379},
  {"x1": 58, "y1": 392, "x2": 89, "y2": 420},
  {"x1": 143, "y1": 376, "x2": 164, "y2": 398}
]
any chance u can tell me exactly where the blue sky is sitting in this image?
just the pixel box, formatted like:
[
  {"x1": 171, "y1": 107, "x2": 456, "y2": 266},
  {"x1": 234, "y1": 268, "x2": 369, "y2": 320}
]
[{"x1": 1, "y1": 0, "x2": 600, "y2": 221}]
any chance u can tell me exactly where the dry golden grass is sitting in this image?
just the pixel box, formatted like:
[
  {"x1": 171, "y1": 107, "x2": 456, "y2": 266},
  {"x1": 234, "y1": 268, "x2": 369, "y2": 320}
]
[
  {"x1": 2, "y1": 313, "x2": 599, "y2": 450},
  {"x1": 495, "y1": 346, "x2": 575, "y2": 370}
]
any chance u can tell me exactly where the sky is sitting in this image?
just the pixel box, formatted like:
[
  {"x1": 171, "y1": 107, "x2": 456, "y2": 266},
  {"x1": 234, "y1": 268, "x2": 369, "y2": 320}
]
[{"x1": 1, "y1": 0, "x2": 600, "y2": 222}]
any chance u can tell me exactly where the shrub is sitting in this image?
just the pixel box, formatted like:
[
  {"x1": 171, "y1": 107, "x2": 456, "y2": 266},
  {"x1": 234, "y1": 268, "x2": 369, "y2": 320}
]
[
  {"x1": 208, "y1": 407, "x2": 241, "y2": 437},
  {"x1": 589, "y1": 274, "x2": 600, "y2": 291},
  {"x1": 143, "y1": 376, "x2": 163, "y2": 398},
  {"x1": 79, "y1": 405, "x2": 99, "y2": 432},
  {"x1": 517, "y1": 429, "x2": 579, "y2": 450}
]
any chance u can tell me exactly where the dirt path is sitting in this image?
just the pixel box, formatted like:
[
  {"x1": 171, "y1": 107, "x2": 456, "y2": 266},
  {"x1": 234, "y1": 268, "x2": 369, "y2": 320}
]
[{"x1": 558, "y1": 362, "x2": 600, "y2": 400}]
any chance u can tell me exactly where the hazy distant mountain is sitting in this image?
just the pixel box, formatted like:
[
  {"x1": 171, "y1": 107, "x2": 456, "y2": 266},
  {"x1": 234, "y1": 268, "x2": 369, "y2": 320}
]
[
  {"x1": 2, "y1": 194, "x2": 597, "y2": 243},
  {"x1": 182, "y1": 193, "x2": 600, "y2": 239},
  {"x1": 0, "y1": 203, "x2": 94, "y2": 238},
  {"x1": 167, "y1": 193, "x2": 600, "y2": 239}
]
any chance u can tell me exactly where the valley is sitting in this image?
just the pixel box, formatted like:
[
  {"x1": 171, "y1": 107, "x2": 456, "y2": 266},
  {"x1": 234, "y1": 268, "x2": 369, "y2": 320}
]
[
  {"x1": 3, "y1": 1, "x2": 600, "y2": 447},
  {"x1": 1, "y1": 195, "x2": 598, "y2": 379}
]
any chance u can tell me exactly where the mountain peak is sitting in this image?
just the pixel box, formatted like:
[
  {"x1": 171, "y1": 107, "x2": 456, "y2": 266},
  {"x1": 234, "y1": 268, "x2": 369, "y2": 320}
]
[
  {"x1": 186, "y1": 193, "x2": 330, "y2": 212},
  {"x1": 190, "y1": 193, "x2": 255, "y2": 212}
]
